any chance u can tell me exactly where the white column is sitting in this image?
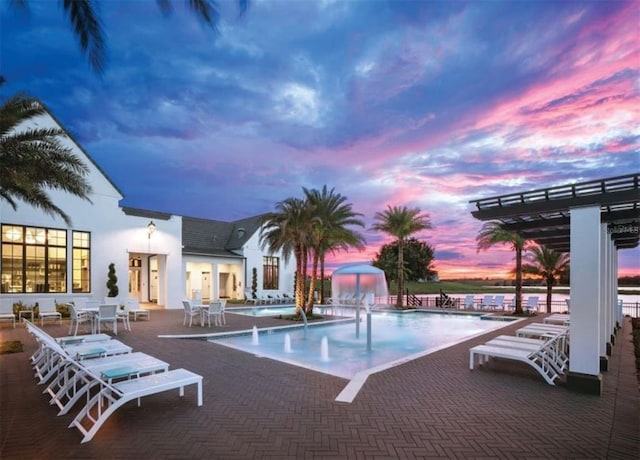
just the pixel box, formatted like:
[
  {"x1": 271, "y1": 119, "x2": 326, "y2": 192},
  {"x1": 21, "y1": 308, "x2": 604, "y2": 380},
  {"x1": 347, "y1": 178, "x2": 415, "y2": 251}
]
[
  {"x1": 568, "y1": 206, "x2": 602, "y2": 394},
  {"x1": 599, "y1": 224, "x2": 609, "y2": 363}
]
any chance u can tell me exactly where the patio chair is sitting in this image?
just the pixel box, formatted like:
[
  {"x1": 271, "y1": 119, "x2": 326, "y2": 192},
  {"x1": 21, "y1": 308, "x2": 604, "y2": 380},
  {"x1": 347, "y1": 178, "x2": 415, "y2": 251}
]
[
  {"x1": 219, "y1": 299, "x2": 227, "y2": 325},
  {"x1": 0, "y1": 298, "x2": 16, "y2": 328},
  {"x1": 525, "y1": 296, "x2": 539, "y2": 313},
  {"x1": 125, "y1": 298, "x2": 150, "y2": 321},
  {"x1": 479, "y1": 295, "x2": 493, "y2": 310},
  {"x1": 463, "y1": 295, "x2": 475, "y2": 310},
  {"x1": 116, "y1": 304, "x2": 131, "y2": 332},
  {"x1": 37, "y1": 298, "x2": 62, "y2": 326},
  {"x1": 492, "y1": 295, "x2": 505, "y2": 311},
  {"x1": 204, "y1": 301, "x2": 222, "y2": 327},
  {"x1": 182, "y1": 300, "x2": 201, "y2": 327},
  {"x1": 96, "y1": 304, "x2": 119, "y2": 335},
  {"x1": 68, "y1": 303, "x2": 93, "y2": 336},
  {"x1": 245, "y1": 290, "x2": 258, "y2": 305}
]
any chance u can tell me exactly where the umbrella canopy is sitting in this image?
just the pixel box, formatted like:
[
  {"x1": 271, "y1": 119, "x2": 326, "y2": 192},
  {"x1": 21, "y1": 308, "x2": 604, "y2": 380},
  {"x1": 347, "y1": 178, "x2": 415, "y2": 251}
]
[{"x1": 331, "y1": 264, "x2": 388, "y2": 303}]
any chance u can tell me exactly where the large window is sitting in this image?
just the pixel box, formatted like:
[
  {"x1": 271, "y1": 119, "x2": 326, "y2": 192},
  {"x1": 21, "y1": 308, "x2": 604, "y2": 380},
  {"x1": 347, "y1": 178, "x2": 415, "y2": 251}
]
[
  {"x1": 72, "y1": 231, "x2": 91, "y2": 293},
  {"x1": 1, "y1": 225, "x2": 67, "y2": 293},
  {"x1": 262, "y1": 256, "x2": 279, "y2": 290}
]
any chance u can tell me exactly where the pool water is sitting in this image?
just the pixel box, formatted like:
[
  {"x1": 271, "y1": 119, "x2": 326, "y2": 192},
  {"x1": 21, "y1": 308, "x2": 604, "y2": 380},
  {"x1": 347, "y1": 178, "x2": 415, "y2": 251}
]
[{"x1": 211, "y1": 311, "x2": 514, "y2": 379}]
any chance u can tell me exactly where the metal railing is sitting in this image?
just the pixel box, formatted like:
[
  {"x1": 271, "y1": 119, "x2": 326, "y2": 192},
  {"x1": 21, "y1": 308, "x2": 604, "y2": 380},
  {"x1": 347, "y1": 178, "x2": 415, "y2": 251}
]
[{"x1": 384, "y1": 295, "x2": 640, "y2": 318}]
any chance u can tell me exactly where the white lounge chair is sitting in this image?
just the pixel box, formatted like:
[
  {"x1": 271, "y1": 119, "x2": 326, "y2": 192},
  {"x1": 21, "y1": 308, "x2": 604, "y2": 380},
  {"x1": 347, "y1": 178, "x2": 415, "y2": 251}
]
[
  {"x1": 483, "y1": 335, "x2": 568, "y2": 374},
  {"x1": 70, "y1": 364, "x2": 202, "y2": 443},
  {"x1": 48, "y1": 351, "x2": 170, "y2": 415},
  {"x1": 469, "y1": 333, "x2": 566, "y2": 385},
  {"x1": 125, "y1": 298, "x2": 150, "y2": 321},
  {"x1": 544, "y1": 314, "x2": 570, "y2": 325},
  {"x1": 37, "y1": 298, "x2": 62, "y2": 326}
]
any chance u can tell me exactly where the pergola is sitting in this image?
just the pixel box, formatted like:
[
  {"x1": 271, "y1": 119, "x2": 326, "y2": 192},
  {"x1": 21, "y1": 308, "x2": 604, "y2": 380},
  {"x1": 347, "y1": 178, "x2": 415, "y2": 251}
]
[
  {"x1": 469, "y1": 174, "x2": 639, "y2": 252},
  {"x1": 469, "y1": 173, "x2": 639, "y2": 395}
]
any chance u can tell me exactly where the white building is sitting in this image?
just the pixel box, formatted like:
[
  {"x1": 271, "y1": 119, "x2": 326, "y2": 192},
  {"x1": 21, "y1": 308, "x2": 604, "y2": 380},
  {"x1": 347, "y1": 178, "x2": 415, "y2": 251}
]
[{"x1": 0, "y1": 105, "x2": 295, "y2": 309}]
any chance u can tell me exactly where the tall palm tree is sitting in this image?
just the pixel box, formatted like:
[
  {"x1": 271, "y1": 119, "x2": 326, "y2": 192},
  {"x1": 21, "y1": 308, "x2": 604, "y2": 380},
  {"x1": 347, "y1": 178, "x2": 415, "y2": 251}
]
[
  {"x1": 8, "y1": 0, "x2": 249, "y2": 74},
  {"x1": 303, "y1": 186, "x2": 365, "y2": 310},
  {"x1": 0, "y1": 93, "x2": 92, "y2": 226},
  {"x1": 522, "y1": 245, "x2": 570, "y2": 313},
  {"x1": 260, "y1": 197, "x2": 315, "y2": 315},
  {"x1": 371, "y1": 205, "x2": 432, "y2": 308},
  {"x1": 476, "y1": 221, "x2": 527, "y2": 315}
]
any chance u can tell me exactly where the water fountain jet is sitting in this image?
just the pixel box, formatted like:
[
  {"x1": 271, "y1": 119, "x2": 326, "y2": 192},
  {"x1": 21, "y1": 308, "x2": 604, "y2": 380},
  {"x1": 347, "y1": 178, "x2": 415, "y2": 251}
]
[
  {"x1": 284, "y1": 333, "x2": 292, "y2": 353},
  {"x1": 320, "y1": 336, "x2": 329, "y2": 361},
  {"x1": 251, "y1": 325, "x2": 259, "y2": 345}
]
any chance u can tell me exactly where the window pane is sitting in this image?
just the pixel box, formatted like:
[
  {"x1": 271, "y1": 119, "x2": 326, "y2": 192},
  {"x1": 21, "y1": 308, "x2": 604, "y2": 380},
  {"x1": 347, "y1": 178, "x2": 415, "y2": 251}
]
[
  {"x1": 262, "y1": 256, "x2": 280, "y2": 290},
  {"x1": 72, "y1": 231, "x2": 91, "y2": 293},
  {"x1": 26, "y1": 245, "x2": 46, "y2": 292},
  {"x1": 48, "y1": 247, "x2": 67, "y2": 292},
  {"x1": 1, "y1": 243, "x2": 23, "y2": 293},
  {"x1": 2, "y1": 225, "x2": 23, "y2": 243}
]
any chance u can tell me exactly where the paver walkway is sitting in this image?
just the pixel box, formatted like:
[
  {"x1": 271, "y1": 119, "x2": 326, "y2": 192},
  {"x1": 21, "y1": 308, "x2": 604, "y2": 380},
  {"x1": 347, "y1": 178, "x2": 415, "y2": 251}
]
[{"x1": 1, "y1": 308, "x2": 638, "y2": 459}]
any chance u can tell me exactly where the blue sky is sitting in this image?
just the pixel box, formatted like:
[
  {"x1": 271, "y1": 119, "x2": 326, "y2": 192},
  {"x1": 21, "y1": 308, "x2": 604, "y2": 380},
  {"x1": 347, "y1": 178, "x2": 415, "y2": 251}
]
[{"x1": 1, "y1": 0, "x2": 638, "y2": 278}]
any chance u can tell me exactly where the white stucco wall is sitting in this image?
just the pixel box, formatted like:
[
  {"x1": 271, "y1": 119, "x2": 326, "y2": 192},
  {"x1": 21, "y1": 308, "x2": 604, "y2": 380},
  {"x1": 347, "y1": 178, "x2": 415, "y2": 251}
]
[{"x1": 0, "y1": 111, "x2": 184, "y2": 309}]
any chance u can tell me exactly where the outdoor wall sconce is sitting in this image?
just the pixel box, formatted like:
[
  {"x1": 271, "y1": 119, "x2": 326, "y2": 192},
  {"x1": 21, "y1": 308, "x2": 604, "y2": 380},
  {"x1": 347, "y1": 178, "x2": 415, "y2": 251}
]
[{"x1": 147, "y1": 221, "x2": 156, "y2": 239}]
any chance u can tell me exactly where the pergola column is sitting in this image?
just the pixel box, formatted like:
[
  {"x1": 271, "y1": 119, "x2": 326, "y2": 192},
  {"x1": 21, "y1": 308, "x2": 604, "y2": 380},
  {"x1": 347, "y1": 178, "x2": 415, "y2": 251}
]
[{"x1": 567, "y1": 205, "x2": 602, "y2": 395}]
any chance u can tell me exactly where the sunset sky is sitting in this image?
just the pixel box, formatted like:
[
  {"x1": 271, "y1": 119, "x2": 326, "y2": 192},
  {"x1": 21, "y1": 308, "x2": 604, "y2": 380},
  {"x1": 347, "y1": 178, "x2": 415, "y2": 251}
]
[{"x1": 1, "y1": 1, "x2": 638, "y2": 278}]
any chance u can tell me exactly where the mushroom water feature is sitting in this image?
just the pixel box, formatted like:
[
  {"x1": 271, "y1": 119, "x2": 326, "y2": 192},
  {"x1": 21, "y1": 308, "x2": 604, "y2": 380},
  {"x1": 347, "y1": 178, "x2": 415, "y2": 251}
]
[{"x1": 331, "y1": 264, "x2": 388, "y2": 351}]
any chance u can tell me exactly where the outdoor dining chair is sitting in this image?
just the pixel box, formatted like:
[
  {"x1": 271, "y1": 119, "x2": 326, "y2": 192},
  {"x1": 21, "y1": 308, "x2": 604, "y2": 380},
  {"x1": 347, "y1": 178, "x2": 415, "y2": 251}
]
[
  {"x1": 96, "y1": 304, "x2": 118, "y2": 335},
  {"x1": 37, "y1": 298, "x2": 62, "y2": 326},
  {"x1": 182, "y1": 300, "x2": 201, "y2": 327},
  {"x1": 204, "y1": 301, "x2": 222, "y2": 327},
  {"x1": 68, "y1": 304, "x2": 92, "y2": 336}
]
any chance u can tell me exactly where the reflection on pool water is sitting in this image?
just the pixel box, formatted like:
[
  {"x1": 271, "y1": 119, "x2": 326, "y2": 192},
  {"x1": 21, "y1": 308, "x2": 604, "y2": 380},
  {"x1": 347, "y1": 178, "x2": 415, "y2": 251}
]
[
  {"x1": 211, "y1": 311, "x2": 515, "y2": 379},
  {"x1": 229, "y1": 305, "x2": 311, "y2": 317}
]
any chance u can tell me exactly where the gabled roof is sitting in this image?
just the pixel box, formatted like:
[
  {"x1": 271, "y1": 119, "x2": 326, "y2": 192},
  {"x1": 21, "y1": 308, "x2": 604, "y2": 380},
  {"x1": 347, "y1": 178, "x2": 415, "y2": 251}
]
[
  {"x1": 181, "y1": 214, "x2": 265, "y2": 257},
  {"x1": 40, "y1": 101, "x2": 126, "y2": 199}
]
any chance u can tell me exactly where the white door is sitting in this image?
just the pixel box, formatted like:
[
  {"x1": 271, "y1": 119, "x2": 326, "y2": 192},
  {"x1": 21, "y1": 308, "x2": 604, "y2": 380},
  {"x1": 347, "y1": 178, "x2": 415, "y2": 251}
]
[
  {"x1": 201, "y1": 272, "x2": 211, "y2": 301},
  {"x1": 150, "y1": 269, "x2": 158, "y2": 302}
]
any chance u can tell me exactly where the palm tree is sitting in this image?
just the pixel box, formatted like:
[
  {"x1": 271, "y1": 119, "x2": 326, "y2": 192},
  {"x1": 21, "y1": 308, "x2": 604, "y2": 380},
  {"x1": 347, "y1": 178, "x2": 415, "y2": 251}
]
[
  {"x1": 522, "y1": 245, "x2": 570, "y2": 313},
  {"x1": 303, "y1": 186, "x2": 365, "y2": 310},
  {"x1": 476, "y1": 221, "x2": 527, "y2": 315},
  {"x1": 8, "y1": 0, "x2": 249, "y2": 74},
  {"x1": 260, "y1": 197, "x2": 315, "y2": 315},
  {"x1": 0, "y1": 93, "x2": 92, "y2": 226},
  {"x1": 371, "y1": 205, "x2": 432, "y2": 308}
]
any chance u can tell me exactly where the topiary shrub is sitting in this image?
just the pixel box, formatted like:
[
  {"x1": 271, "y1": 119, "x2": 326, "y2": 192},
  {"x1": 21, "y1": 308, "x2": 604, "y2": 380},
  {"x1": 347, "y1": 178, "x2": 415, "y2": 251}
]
[
  {"x1": 251, "y1": 267, "x2": 258, "y2": 299},
  {"x1": 106, "y1": 262, "x2": 119, "y2": 298}
]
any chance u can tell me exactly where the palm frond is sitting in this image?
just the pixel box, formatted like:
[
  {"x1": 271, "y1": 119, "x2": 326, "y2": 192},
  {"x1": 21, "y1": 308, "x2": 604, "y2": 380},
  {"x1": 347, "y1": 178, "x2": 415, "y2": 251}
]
[{"x1": 62, "y1": 0, "x2": 107, "y2": 74}]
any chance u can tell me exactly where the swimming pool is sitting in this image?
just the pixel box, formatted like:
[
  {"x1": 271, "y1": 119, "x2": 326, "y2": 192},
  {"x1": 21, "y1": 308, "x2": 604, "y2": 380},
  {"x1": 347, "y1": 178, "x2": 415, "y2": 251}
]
[{"x1": 211, "y1": 311, "x2": 515, "y2": 380}]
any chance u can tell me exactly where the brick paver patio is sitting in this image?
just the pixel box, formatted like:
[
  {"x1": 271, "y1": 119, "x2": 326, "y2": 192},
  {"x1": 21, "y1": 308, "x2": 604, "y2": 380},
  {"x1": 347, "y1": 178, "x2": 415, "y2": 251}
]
[{"x1": 1, "y1": 307, "x2": 638, "y2": 459}]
